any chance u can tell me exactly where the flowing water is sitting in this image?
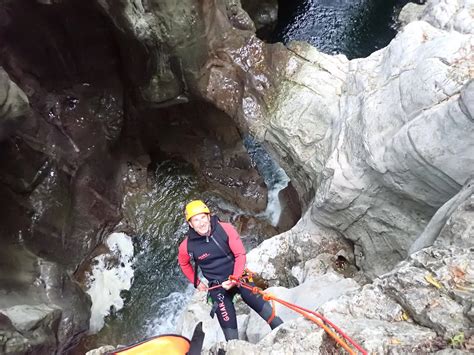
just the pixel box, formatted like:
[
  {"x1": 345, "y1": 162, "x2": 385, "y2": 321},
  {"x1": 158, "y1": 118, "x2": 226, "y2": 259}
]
[
  {"x1": 81, "y1": 161, "x2": 200, "y2": 348},
  {"x1": 83, "y1": 146, "x2": 288, "y2": 350},
  {"x1": 244, "y1": 135, "x2": 289, "y2": 226}
]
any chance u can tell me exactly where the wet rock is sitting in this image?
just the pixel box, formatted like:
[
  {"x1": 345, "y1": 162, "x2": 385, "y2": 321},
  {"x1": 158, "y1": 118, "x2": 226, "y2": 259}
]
[
  {"x1": 97, "y1": 0, "x2": 206, "y2": 104},
  {"x1": 225, "y1": 0, "x2": 256, "y2": 32},
  {"x1": 0, "y1": 0, "x2": 126, "y2": 270},
  {"x1": 138, "y1": 101, "x2": 268, "y2": 214},
  {"x1": 241, "y1": 0, "x2": 278, "y2": 40},
  {"x1": 0, "y1": 68, "x2": 29, "y2": 140},
  {"x1": 0, "y1": 304, "x2": 60, "y2": 355},
  {"x1": 231, "y1": 214, "x2": 278, "y2": 248},
  {"x1": 0, "y1": 245, "x2": 91, "y2": 354},
  {"x1": 275, "y1": 181, "x2": 301, "y2": 232},
  {"x1": 204, "y1": 167, "x2": 267, "y2": 212}
]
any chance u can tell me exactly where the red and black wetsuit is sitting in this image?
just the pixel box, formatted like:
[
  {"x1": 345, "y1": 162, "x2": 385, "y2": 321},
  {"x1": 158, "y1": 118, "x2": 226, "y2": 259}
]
[{"x1": 178, "y1": 215, "x2": 271, "y2": 336}]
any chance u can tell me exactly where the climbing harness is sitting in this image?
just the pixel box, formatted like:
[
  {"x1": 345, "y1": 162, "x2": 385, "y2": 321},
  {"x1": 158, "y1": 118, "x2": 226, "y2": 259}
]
[{"x1": 207, "y1": 275, "x2": 368, "y2": 355}]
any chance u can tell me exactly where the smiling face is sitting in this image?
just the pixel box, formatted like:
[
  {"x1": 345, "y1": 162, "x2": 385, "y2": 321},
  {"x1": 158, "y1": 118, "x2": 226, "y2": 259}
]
[{"x1": 188, "y1": 213, "x2": 211, "y2": 236}]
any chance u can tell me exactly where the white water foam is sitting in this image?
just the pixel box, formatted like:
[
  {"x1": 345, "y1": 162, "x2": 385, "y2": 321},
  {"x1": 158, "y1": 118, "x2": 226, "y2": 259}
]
[
  {"x1": 262, "y1": 167, "x2": 289, "y2": 226},
  {"x1": 145, "y1": 283, "x2": 195, "y2": 336},
  {"x1": 86, "y1": 232, "x2": 134, "y2": 333}
]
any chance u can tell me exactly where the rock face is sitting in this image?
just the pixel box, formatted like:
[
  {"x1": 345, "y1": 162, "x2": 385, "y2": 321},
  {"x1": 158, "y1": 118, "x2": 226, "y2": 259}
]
[
  {"x1": 137, "y1": 102, "x2": 269, "y2": 213},
  {"x1": 245, "y1": 210, "x2": 354, "y2": 286},
  {"x1": 0, "y1": 246, "x2": 91, "y2": 354},
  {"x1": 320, "y1": 244, "x2": 473, "y2": 353},
  {"x1": 312, "y1": 22, "x2": 473, "y2": 276},
  {"x1": 410, "y1": 178, "x2": 474, "y2": 254},
  {"x1": 191, "y1": 1, "x2": 474, "y2": 276},
  {"x1": 422, "y1": 0, "x2": 474, "y2": 34},
  {"x1": 0, "y1": 1, "x2": 126, "y2": 353}
]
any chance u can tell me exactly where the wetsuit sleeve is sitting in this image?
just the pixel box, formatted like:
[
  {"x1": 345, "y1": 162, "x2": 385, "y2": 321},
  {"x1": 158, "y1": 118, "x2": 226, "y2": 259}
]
[
  {"x1": 178, "y1": 238, "x2": 201, "y2": 286},
  {"x1": 221, "y1": 222, "x2": 246, "y2": 277}
]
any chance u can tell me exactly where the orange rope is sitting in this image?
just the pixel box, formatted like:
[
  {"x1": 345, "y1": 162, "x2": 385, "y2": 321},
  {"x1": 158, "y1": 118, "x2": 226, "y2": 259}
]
[{"x1": 229, "y1": 276, "x2": 367, "y2": 355}]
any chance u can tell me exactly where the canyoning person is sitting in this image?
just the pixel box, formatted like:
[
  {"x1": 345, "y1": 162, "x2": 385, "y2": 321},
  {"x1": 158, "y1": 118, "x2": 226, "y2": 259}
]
[{"x1": 178, "y1": 200, "x2": 284, "y2": 341}]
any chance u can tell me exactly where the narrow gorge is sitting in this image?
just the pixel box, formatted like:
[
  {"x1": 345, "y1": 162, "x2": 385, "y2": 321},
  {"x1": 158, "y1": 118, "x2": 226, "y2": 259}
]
[{"x1": 0, "y1": 0, "x2": 472, "y2": 354}]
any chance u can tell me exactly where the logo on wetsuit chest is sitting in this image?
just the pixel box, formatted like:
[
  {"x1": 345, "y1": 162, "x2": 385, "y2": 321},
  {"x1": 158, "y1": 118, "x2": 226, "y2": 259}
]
[{"x1": 198, "y1": 252, "x2": 210, "y2": 260}]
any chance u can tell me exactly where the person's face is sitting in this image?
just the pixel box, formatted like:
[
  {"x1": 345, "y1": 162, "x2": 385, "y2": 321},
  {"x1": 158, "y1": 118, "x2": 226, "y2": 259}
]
[{"x1": 188, "y1": 213, "x2": 211, "y2": 236}]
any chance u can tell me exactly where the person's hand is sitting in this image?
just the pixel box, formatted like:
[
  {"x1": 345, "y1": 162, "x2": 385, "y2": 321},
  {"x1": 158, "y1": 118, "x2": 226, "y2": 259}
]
[
  {"x1": 197, "y1": 282, "x2": 207, "y2": 292},
  {"x1": 221, "y1": 280, "x2": 236, "y2": 290}
]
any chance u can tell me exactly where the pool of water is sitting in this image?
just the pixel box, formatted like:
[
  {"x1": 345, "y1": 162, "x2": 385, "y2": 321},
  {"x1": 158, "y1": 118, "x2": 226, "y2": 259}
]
[{"x1": 274, "y1": 0, "x2": 410, "y2": 59}]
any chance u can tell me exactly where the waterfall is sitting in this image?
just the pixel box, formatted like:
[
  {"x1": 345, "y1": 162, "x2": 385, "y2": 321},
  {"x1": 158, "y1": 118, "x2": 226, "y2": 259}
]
[{"x1": 243, "y1": 135, "x2": 289, "y2": 226}]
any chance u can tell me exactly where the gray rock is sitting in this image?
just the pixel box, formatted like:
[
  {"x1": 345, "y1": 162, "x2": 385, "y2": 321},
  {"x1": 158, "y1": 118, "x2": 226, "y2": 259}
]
[
  {"x1": 310, "y1": 22, "x2": 474, "y2": 277},
  {"x1": 398, "y1": 3, "x2": 426, "y2": 27},
  {"x1": 0, "y1": 245, "x2": 91, "y2": 354},
  {"x1": 409, "y1": 178, "x2": 474, "y2": 254},
  {"x1": 245, "y1": 273, "x2": 360, "y2": 343},
  {"x1": 381, "y1": 245, "x2": 473, "y2": 338},
  {"x1": 436, "y1": 192, "x2": 474, "y2": 249},
  {"x1": 246, "y1": 210, "x2": 353, "y2": 285},
  {"x1": 210, "y1": 318, "x2": 325, "y2": 355},
  {"x1": 0, "y1": 304, "x2": 61, "y2": 355},
  {"x1": 85, "y1": 345, "x2": 117, "y2": 355},
  {"x1": 188, "y1": 1, "x2": 474, "y2": 280},
  {"x1": 421, "y1": 0, "x2": 474, "y2": 34}
]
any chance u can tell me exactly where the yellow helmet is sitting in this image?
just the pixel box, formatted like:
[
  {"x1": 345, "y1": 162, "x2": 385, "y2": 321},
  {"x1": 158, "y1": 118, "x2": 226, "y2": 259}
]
[{"x1": 185, "y1": 200, "x2": 210, "y2": 221}]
